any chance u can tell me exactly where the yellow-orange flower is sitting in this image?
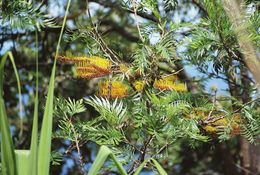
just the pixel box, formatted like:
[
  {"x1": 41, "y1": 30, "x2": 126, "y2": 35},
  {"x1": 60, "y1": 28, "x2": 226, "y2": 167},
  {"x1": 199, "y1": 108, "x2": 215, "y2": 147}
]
[
  {"x1": 74, "y1": 56, "x2": 112, "y2": 79},
  {"x1": 203, "y1": 125, "x2": 217, "y2": 133},
  {"x1": 133, "y1": 80, "x2": 146, "y2": 92},
  {"x1": 75, "y1": 56, "x2": 112, "y2": 71},
  {"x1": 202, "y1": 113, "x2": 242, "y2": 135},
  {"x1": 186, "y1": 108, "x2": 207, "y2": 119},
  {"x1": 96, "y1": 80, "x2": 129, "y2": 99},
  {"x1": 162, "y1": 75, "x2": 178, "y2": 82},
  {"x1": 57, "y1": 56, "x2": 87, "y2": 63},
  {"x1": 153, "y1": 76, "x2": 187, "y2": 92},
  {"x1": 76, "y1": 67, "x2": 105, "y2": 79},
  {"x1": 119, "y1": 63, "x2": 130, "y2": 73}
]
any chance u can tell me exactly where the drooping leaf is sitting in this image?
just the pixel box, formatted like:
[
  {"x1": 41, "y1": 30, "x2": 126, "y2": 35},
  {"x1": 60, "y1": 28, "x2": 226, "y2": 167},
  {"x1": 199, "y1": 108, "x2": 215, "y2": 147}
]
[
  {"x1": 0, "y1": 51, "x2": 21, "y2": 175},
  {"x1": 37, "y1": 0, "x2": 71, "y2": 174},
  {"x1": 88, "y1": 145, "x2": 127, "y2": 175}
]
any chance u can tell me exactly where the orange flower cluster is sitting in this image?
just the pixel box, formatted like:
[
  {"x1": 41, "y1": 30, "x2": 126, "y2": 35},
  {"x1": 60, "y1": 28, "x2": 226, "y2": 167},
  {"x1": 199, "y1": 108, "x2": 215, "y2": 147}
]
[
  {"x1": 187, "y1": 109, "x2": 242, "y2": 135},
  {"x1": 153, "y1": 75, "x2": 187, "y2": 92},
  {"x1": 58, "y1": 55, "x2": 112, "y2": 79},
  {"x1": 58, "y1": 55, "x2": 188, "y2": 98},
  {"x1": 57, "y1": 55, "x2": 87, "y2": 63},
  {"x1": 133, "y1": 80, "x2": 146, "y2": 92},
  {"x1": 96, "y1": 80, "x2": 129, "y2": 99},
  {"x1": 75, "y1": 57, "x2": 112, "y2": 79},
  {"x1": 132, "y1": 75, "x2": 187, "y2": 92}
]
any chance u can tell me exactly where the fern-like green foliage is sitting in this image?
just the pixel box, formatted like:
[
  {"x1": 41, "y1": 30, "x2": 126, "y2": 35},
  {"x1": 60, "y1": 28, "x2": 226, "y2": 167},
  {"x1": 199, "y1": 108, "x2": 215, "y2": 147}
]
[
  {"x1": 53, "y1": 98, "x2": 86, "y2": 141},
  {"x1": 185, "y1": 1, "x2": 259, "y2": 74},
  {"x1": 163, "y1": 0, "x2": 178, "y2": 12},
  {"x1": 54, "y1": 89, "x2": 212, "y2": 173},
  {"x1": 241, "y1": 105, "x2": 260, "y2": 143},
  {"x1": 86, "y1": 96, "x2": 127, "y2": 125},
  {"x1": 1, "y1": 0, "x2": 57, "y2": 30}
]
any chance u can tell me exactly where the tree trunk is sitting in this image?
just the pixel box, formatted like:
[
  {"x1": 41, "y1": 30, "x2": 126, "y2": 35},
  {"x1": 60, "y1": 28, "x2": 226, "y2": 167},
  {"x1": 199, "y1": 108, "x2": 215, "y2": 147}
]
[{"x1": 240, "y1": 66, "x2": 260, "y2": 175}]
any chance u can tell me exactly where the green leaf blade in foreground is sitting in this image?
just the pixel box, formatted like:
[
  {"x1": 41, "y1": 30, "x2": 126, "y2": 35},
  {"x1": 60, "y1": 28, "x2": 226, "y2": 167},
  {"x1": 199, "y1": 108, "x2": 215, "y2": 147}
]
[
  {"x1": 15, "y1": 150, "x2": 31, "y2": 175},
  {"x1": 37, "y1": 0, "x2": 71, "y2": 174},
  {"x1": 37, "y1": 69, "x2": 55, "y2": 175},
  {"x1": 0, "y1": 98, "x2": 16, "y2": 175},
  {"x1": 133, "y1": 159, "x2": 150, "y2": 175},
  {"x1": 29, "y1": 30, "x2": 39, "y2": 175},
  {"x1": 150, "y1": 158, "x2": 168, "y2": 175},
  {"x1": 88, "y1": 146, "x2": 127, "y2": 175},
  {"x1": 0, "y1": 51, "x2": 22, "y2": 175},
  {"x1": 133, "y1": 158, "x2": 168, "y2": 175}
]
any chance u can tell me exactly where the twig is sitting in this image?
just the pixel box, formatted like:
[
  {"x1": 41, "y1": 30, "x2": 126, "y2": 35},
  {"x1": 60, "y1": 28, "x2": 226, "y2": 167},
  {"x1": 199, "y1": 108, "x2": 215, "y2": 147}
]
[
  {"x1": 128, "y1": 135, "x2": 155, "y2": 175},
  {"x1": 64, "y1": 112, "x2": 86, "y2": 174},
  {"x1": 191, "y1": 0, "x2": 208, "y2": 16},
  {"x1": 130, "y1": 0, "x2": 144, "y2": 42},
  {"x1": 86, "y1": 0, "x2": 121, "y2": 64},
  {"x1": 233, "y1": 97, "x2": 260, "y2": 114}
]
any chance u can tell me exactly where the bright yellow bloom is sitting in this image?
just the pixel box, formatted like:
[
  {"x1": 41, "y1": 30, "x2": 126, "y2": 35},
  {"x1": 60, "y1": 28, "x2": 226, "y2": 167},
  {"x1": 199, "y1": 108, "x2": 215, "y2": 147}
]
[
  {"x1": 133, "y1": 80, "x2": 145, "y2": 92},
  {"x1": 186, "y1": 108, "x2": 206, "y2": 119},
  {"x1": 203, "y1": 125, "x2": 217, "y2": 133},
  {"x1": 153, "y1": 77, "x2": 187, "y2": 92},
  {"x1": 96, "y1": 80, "x2": 129, "y2": 99},
  {"x1": 162, "y1": 75, "x2": 178, "y2": 81},
  {"x1": 119, "y1": 64, "x2": 130, "y2": 73},
  {"x1": 76, "y1": 67, "x2": 104, "y2": 79},
  {"x1": 57, "y1": 56, "x2": 87, "y2": 63},
  {"x1": 214, "y1": 118, "x2": 228, "y2": 126},
  {"x1": 202, "y1": 113, "x2": 242, "y2": 135},
  {"x1": 74, "y1": 56, "x2": 112, "y2": 79},
  {"x1": 75, "y1": 56, "x2": 112, "y2": 71}
]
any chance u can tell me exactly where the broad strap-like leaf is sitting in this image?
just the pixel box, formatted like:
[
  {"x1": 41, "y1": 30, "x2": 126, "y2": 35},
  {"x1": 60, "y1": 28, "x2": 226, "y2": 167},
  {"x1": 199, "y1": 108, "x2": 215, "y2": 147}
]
[
  {"x1": 0, "y1": 51, "x2": 22, "y2": 175},
  {"x1": 15, "y1": 150, "x2": 31, "y2": 175},
  {"x1": 88, "y1": 145, "x2": 127, "y2": 175},
  {"x1": 150, "y1": 158, "x2": 168, "y2": 175},
  {"x1": 37, "y1": 0, "x2": 71, "y2": 174},
  {"x1": 133, "y1": 158, "x2": 168, "y2": 175},
  {"x1": 29, "y1": 30, "x2": 39, "y2": 175}
]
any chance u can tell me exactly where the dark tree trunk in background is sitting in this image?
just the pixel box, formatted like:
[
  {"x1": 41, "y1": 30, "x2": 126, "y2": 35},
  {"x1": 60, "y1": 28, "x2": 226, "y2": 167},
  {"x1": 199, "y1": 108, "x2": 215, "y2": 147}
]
[{"x1": 240, "y1": 66, "x2": 260, "y2": 175}]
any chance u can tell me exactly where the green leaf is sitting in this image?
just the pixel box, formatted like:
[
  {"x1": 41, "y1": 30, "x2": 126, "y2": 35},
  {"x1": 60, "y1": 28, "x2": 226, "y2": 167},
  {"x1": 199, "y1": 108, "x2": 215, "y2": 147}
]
[
  {"x1": 37, "y1": 0, "x2": 71, "y2": 174},
  {"x1": 0, "y1": 98, "x2": 16, "y2": 175},
  {"x1": 88, "y1": 145, "x2": 127, "y2": 175},
  {"x1": 150, "y1": 158, "x2": 168, "y2": 175},
  {"x1": 133, "y1": 159, "x2": 150, "y2": 175},
  {"x1": 0, "y1": 51, "x2": 21, "y2": 175},
  {"x1": 29, "y1": 31, "x2": 39, "y2": 175},
  {"x1": 15, "y1": 150, "x2": 31, "y2": 175},
  {"x1": 133, "y1": 158, "x2": 168, "y2": 175}
]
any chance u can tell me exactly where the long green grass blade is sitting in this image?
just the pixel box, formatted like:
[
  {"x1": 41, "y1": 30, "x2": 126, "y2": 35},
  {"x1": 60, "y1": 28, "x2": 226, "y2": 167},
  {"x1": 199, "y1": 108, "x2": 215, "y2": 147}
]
[
  {"x1": 88, "y1": 145, "x2": 127, "y2": 175},
  {"x1": 133, "y1": 159, "x2": 150, "y2": 175},
  {"x1": 133, "y1": 158, "x2": 168, "y2": 175},
  {"x1": 150, "y1": 158, "x2": 168, "y2": 175},
  {"x1": 0, "y1": 98, "x2": 16, "y2": 175},
  {"x1": 37, "y1": 63, "x2": 55, "y2": 175},
  {"x1": 0, "y1": 51, "x2": 22, "y2": 175},
  {"x1": 29, "y1": 30, "x2": 39, "y2": 175},
  {"x1": 0, "y1": 52, "x2": 22, "y2": 116},
  {"x1": 88, "y1": 146, "x2": 112, "y2": 175},
  {"x1": 37, "y1": 1, "x2": 71, "y2": 174},
  {"x1": 110, "y1": 153, "x2": 128, "y2": 175},
  {"x1": 0, "y1": 52, "x2": 23, "y2": 136},
  {"x1": 15, "y1": 150, "x2": 30, "y2": 175}
]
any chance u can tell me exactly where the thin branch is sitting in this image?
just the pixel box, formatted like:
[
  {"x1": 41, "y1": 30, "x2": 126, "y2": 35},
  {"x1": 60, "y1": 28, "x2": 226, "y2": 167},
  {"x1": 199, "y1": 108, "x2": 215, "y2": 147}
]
[
  {"x1": 86, "y1": 0, "x2": 121, "y2": 64},
  {"x1": 191, "y1": 0, "x2": 208, "y2": 16},
  {"x1": 130, "y1": 0, "x2": 145, "y2": 42},
  {"x1": 89, "y1": 0, "x2": 159, "y2": 22}
]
